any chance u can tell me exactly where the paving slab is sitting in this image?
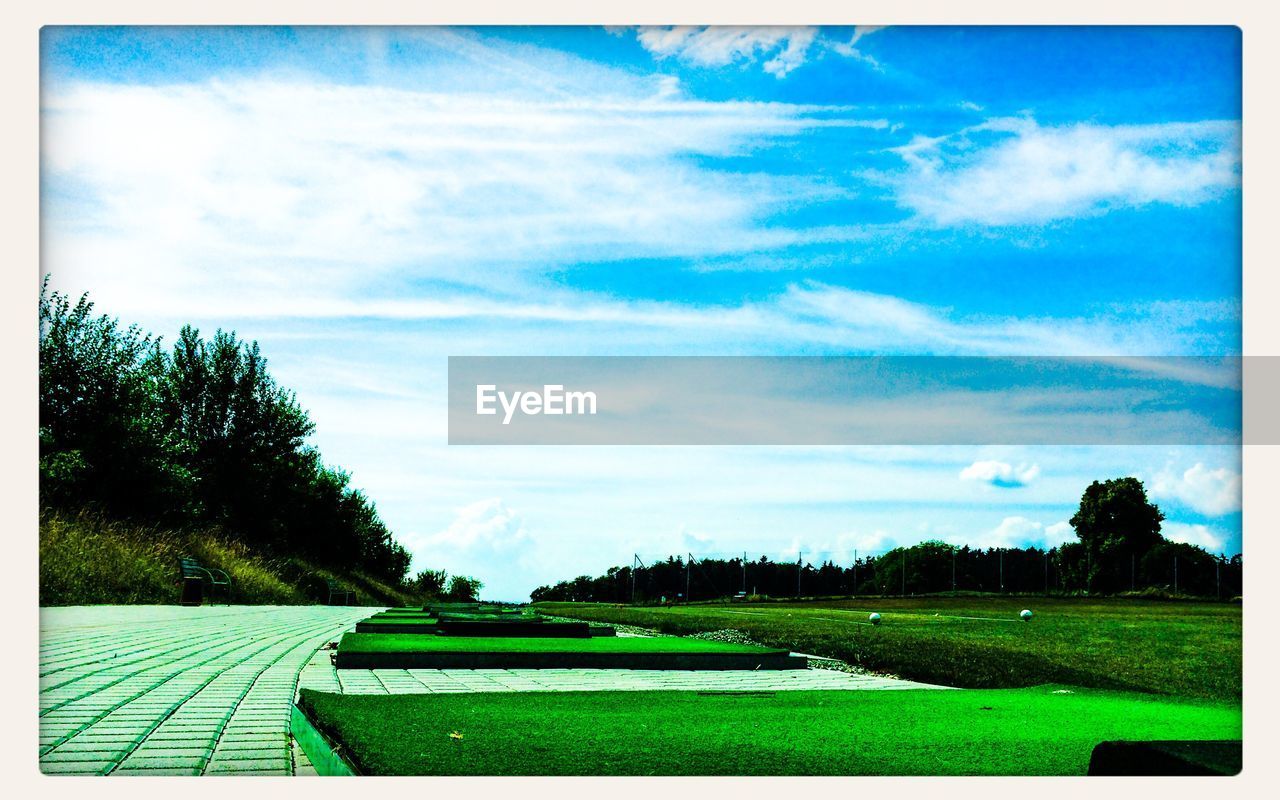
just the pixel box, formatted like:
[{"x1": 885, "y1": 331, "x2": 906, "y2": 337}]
[
  {"x1": 299, "y1": 645, "x2": 947, "y2": 694},
  {"x1": 40, "y1": 605, "x2": 373, "y2": 776}
]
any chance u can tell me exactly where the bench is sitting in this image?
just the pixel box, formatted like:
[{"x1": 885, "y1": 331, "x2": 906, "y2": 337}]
[
  {"x1": 178, "y1": 557, "x2": 232, "y2": 605},
  {"x1": 325, "y1": 578, "x2": 357, "y2": 606}
]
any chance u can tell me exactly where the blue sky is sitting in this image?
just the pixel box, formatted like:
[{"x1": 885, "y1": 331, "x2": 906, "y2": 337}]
[{"x1": 41, "y1": 26, "x2": 1242, "y2": 599}]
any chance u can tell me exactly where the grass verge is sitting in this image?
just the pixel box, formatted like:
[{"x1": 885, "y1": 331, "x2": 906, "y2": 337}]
[
  {"x1": 297, "y1": 686, "x2": 1241, "y2": 776},
  {"x1": 40, "y1": 508, "x2": 417, "y2": 606}
]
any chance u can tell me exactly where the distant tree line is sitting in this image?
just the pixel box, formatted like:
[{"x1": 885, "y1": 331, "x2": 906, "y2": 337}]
[
  {"x1": 39, "y1": 281, "x2": 420, "y2": 582},
  {"x1": 531, "y1": 478, "x2": 1242, "y2": 602}
]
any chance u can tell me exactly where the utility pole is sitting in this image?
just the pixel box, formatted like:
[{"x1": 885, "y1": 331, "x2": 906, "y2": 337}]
[
  {"x1": 999, "y1": 549, "x2": 1004, "y2": 592},
  {"x1": 952, "y1": 547, "x2": 957, "y2": 594},
  {"x1": 1216, "y1": 559, "x2": 1221, "y2": 599},
  {"x1": 901, "y1": 549, "x2": 906, "y2": 596},
  {"x1": 630, "y1": 554, "x2": 638, "y2": 603},
  {"x1": 797, "y1": 551, "x2": 803, "y2": 597},
  {"x1": 852, "y1": 549, "x2": 857, "y2": 596},
  {"x1": 685, "y1": 554, "x2": 692, "y2": 602},
  {"x1": 1044, "y1": 550, "x2": 1049, "y2": 595},
  {"x1": 742, "y1": 551, "x2": 747, "y2": 594}
]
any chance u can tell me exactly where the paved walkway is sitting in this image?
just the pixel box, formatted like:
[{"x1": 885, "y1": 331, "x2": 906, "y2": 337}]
[
  {"x1": 41, "y1": 606, "x2": 945, "y2": 776},
  {"x1": 40, "y1": 605, "x2": 371, "y2": 776},
  {"x1": 300, "y1": 648, "x2": 944, "y2": 694}
]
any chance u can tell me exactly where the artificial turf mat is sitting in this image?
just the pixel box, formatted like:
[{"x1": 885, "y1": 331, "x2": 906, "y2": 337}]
[
  {"x1": 297, "y1": 686, "x2": 1241, "y2": 776},
  {"x1": 334, "y1": 632, "x2": 804, "y2": 669},
  {"x1": 339, "y1": 633, "x2": 785, "y2": 654}
]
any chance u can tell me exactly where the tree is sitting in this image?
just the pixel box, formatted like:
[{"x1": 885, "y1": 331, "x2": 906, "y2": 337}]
[
  {"x1": 1069, "y1": 477, "x2": 1165, "y2": 592},
  {"x1": 410, "y1": 569, "x2": 449, "y2": 599},
  {"x1": 446, "y1": 575, "x2": 483, "y2": 601},
  {"x1": 39, "y1": 282, "x2": 417, "y2": 584}
]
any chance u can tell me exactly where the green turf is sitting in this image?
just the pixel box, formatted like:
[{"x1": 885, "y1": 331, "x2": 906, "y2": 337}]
[
  {"x1": 364, "y1": 614, "x2": 438, "y2": 623},
  {"x1": 338, "y1": 632, "x2": 784, "y2": 655},
  {"x1": 355, "y1": 619, "x2": 439, "y2": 633},
  {"x1": 298, "y1": 686, "x2": 1241, "y2": 776},
  {"x1": 538, "y1": 597, "x2": 1242, "y2": 701}
]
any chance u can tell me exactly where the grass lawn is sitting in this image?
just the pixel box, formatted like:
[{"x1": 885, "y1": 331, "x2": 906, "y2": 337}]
[
  {"x1": 338, "y1": 633, "x2": 785, "y2": 655},
  {"x1": 298, "y1": 686, "x2": 1240, "y2": 776},
  {"x1": 538, "y1": 597, "x2": 1242, "y2": 701}
]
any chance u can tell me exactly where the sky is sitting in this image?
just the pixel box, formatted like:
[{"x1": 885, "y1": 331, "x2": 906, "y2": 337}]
[{"x1": 40, "y1": 26, "x2": 1243, "y2": 600}]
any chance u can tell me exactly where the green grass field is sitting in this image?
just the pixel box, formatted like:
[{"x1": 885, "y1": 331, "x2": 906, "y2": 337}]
[
  {"x1": 338, "y1": 632, "x2": 785, "y2": 655},
  {"x1": 298, "y1": 686, "x2": 1240, "y2": 776},
  {"x1": 537, "y1": 597, "x2": 1242, "y2": 701}
]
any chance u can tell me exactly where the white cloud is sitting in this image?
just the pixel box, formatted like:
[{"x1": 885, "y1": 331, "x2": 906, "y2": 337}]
[
  {"x1": 782, "y1": 530, "x2": 898, "y2": 563},
  {"x1": 827, "y1": 26, "x2": 887, "y2": 70},
  {"x1": 960, "y1": 516, "x2": 1075, "y2": 549},
  {"x1": 398, "y1": 498, "x2": 536, "y2": 599},
  {"x1": 43, "y1": 70, "x2": 874, "y2": 315},
  {"x1": 629, "y1": 26, "x2": 886, "y2": 78},
  {"x1": 1152, "y1": 462, "x2": 1242, "y2": 516},
  {"x1": 960, "y1": 460, "x2": 1041, "y2": 488},
  {"x1": 1162, "y1": 521, "x2": 1227, "y2": 553},
  {"x1": 631, "y1": 26, "x2": 820, "y2": 77},
  {"x1": 893, "y1": 118, "x2": 1241, "y2": 225}
]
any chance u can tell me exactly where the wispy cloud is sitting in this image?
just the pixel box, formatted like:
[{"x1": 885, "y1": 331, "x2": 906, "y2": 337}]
[
  {"x1": 892, "y1": 118, "x2": 1241, "y2": 226},
  {"x1": 625, "y1": 26, "x2": 885, "y2": 78},
  {"x1": 43, "y1": 71, "x2": 878, "y2": 312}
]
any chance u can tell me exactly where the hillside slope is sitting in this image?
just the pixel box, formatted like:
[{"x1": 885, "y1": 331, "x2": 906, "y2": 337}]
[{"x1": 40, "y1": 509, "x2": 416, "y2": 607}]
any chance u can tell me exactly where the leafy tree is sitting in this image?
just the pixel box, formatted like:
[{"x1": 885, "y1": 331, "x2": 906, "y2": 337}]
[
  {"x1": 39, "y1": 282, "x2": 421, "y2": 584},
  {"x1": 446, "y1": 575, "x2": 483, "y2": 601},
  {"x1": 410, "y1": 569, "x2": 450, "y2": 599},
  {"x1": 1069, "y1": 477, "x2": 1165, "y2": 591}
]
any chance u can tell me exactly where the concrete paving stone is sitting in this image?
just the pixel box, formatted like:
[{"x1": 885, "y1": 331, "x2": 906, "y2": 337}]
[
  {"x1": 40, "y1": 605, "x2": 372, "y2": 778},
  {"x1": 41, "y1": 748, "x2": 129, "y2": 763},
  {"x1": 212, "y1": 737, "x2": 288, "y2": 747},
  {"x1": 205, "y1": 764, "x2": 290, "y2": 776},
  {"x1": 111, "y1": 766, "x2": 204, "y2": 776},
  {"x1": 42, "y1": 760, "x2": 116, "y2": 776},
  {"x1": 209, "y1": 753, "x2": 290, "y2": 767}
]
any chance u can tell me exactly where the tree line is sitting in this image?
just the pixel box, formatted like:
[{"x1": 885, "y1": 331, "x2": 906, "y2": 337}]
[
  {"x1": 40, "y1": 281, "x2": 430, "y2": 584},
  {"x1": 531, "y1": 477, "x2": 1242, "y2": 602}
]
